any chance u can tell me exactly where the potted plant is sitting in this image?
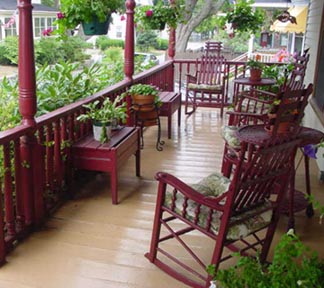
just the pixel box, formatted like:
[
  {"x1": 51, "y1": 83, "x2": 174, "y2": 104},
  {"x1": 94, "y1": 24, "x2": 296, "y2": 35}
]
[
  {"x1": 221, "y1": 0, "x2": 265, "y2": 37},
  {"x1": 55, "y1": 0, "x2": 124, "y2": 38},
  {"x1": 246, "y1": 54, "x2": 264, "y2": 81},
  {"x1": 207, "y1": 230, "x2": 324, "y2": 288},
  {"x1": 77, "y1": 95, "x2": 127, "y2": 143},
  {"x1": 126, "y1": 84, "x2": 162, "y2": 111},
  {"x1": 135, "y1": 1, "x2": 184, "y2": 31}
]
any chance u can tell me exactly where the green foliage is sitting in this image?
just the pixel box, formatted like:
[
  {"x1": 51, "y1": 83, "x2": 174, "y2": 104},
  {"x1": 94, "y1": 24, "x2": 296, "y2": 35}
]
[
  {"x1": 54, "y1": 0, "x2": 125, "y2": 39},
  {"x1": 135, "y1": 0, "x2": 184, "y2": 31},
  {"x1": 35, "y1": 37, "x2": 66, "y2": 65},
  {"x1": 0, "y1": 77, "x2": 20, "y2": 130},
  {"x1": 154, "y1": 38, "x2": 169, "y2": 50},
  {"x1": 221, "y1": 0, "x2": 265, "y2": 35},
  {"x1": 95, "y1": 36, "x2": 125, "y2": 50},
  {"x1": 77, "y1": 94, "x2": 127, "y2": 124},
  {"x1": 136, "y1": 31, "x2": 158, "y2": 52},
  {"x1": 208, "y1": 231, "x2": 324, "y2": 288},
  {"x1": 0, "y1": 36, "x2": 19, "y2": 65},
  {"x1": 262, "y1": 63, "x2": 294, "y2": 93},
  {"x1": 102, "y1": 47, "x2": 123, "y2": 63}
]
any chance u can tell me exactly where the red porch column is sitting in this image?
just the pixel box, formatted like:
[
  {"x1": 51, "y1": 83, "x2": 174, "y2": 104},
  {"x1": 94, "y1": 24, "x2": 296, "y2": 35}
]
[
  {"x1": 18, "y1": 0, "x2": 44, "y2": 227},
  {"x1": 168, "y1": 0, "x2": 176, "y2": 60},
  {"x1": 124, "y1": 0, "x2": 136, "y2": 81}
]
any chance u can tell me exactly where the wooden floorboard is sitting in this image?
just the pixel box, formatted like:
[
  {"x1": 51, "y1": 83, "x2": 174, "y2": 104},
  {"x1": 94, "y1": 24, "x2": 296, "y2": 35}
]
[{"x1": 0, "y1": 107, "x2": 323, "y2": 288}]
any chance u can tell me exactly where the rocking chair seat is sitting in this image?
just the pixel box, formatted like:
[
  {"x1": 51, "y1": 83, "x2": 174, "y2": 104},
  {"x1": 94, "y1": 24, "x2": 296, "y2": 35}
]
[
  {"x1": 221, "y1": 125, "x2": 241, "y2": 149},
  {"x1": 164, "y1": 172, "x2": 272, "y2": 241},
  {"x1": 187, "y1": 83, "x2": 223, "y2": 91}
]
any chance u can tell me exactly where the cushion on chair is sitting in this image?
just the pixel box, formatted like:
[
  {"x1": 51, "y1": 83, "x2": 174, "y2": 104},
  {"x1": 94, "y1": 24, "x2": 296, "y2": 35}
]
[
  {"x1": 221, "y1": 125, "x2": 241, "y2": 149},
  {"x1": 164, "y1": 172, "x2": 272, "y2": 240},
  {"x1": 188, "y1": 83, "x2": 223, "y2": 91}
]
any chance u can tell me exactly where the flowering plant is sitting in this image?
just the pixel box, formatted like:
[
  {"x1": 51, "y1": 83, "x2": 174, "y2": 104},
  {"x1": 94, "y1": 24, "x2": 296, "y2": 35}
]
[
  {"x1": 272, "y1": 48, "x2": 296, "y2": 63},
  {"x1": 54, "y1": 0, "x2": 124, "y2": 39},
  {"x1": 246, "y1": 54, "x2": 264, "y2": 70},
  {"x1": 135, "y1": 1, "x2": 184, "y2": 31},
  {"x1": 221, "y1": 0, "x2": 265, "y2": 37}
]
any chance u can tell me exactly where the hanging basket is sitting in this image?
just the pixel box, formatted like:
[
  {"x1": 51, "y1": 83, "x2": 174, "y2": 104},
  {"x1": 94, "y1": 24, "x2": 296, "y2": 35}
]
[
  {"x1": 249, "y1": 68, "x2": 262, "y2": 81},
  {"x1": 82, "y1": 15, "x2": 111, "y2": 35}
]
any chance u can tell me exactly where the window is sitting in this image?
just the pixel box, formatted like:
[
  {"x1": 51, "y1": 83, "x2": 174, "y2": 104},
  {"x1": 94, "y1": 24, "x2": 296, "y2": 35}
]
[
  {"x1": 34, "y1": 17, "x2": 46, "y2": 37},
  {"x1": 280, "y1": 34, "x2": 288, "y2": 46},
  {"x1": 34, "y1": 17, "x2": 57, "y2": 37},
  {"x1": 116, "y1": 26, "x2": 122, "y2": 38},
  {"x1": 4, "y1": 17, "x2": 17, "y2": 37}
]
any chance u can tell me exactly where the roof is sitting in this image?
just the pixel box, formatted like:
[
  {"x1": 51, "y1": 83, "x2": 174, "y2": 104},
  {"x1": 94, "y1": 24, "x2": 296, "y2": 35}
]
[{"x1": 0, "y1": 0, "x2": 58, "y2": 12}]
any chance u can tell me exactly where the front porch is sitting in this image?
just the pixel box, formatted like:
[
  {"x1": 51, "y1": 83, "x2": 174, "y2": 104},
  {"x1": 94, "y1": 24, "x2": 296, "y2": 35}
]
[{"x1": 0, "y1": 107, "x2": 323, "y2": 288}]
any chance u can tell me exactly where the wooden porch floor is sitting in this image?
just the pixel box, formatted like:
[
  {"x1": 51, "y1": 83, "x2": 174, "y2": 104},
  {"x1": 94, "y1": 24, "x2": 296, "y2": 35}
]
[{"x1": 0, "y1": 107, "x2": 323, "y2": 288}]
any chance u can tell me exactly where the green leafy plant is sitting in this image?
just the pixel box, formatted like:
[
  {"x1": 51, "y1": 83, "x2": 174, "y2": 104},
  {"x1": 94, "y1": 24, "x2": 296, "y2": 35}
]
[
  {"x1": 76, "y1": 94, "x2": 127, "y2": 124},
  {"x1": 125, "y1": 83, "x2": 161, "y2": 107},
  {"x1": 135, "y1": 1, "x2": 184, "y2": 31},
  {"x1": 54, "y1": 0, "x2": 125, "y2": 39},
  {"x1": 207, "y1": 230, "x2": 324, "y2": 288},
  {"x1": 246, "y1": 54, "x2": 264, "y2": 70},
  {"x1": 221, "y1": 0, "x2": 265, "y2": 36}
]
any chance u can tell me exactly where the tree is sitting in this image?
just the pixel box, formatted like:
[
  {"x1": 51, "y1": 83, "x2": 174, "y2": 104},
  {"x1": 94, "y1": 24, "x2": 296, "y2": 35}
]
[{"x1": 175, "y1": 0, "x2": 227, "y2": 52}]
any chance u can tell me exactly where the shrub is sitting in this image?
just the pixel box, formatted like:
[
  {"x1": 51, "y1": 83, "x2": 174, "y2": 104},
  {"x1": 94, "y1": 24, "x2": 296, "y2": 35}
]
[
  {"x1": 102, "y1": 47, "x2": 123, "y2": 63},
  {"x1": 154, "y1": 38, "x2": 169, "y2": 50},
  {"x1": 0, "y1": 36, "x2": 19, "y2": 65},
  {"x1": 95, "y1": 36, "x2": 125, "y2": 50},
  {"x1": 35, "y1": 37, "x2": 66, "y2": 65},
  {"x1": 136, "y1": 31, "x2": 158, "y2": 51}
]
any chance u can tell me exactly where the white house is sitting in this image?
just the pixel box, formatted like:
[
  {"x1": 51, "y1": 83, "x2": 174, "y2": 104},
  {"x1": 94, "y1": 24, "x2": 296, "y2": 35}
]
[{"x1": 0, "y1": 0, "x2": 58, "y2": 40}]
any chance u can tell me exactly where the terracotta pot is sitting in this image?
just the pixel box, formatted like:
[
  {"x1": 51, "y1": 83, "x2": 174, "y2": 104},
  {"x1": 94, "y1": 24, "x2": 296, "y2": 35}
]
[
  {"x1": 132, "y1": 94, "x2": 156, "y2": 112},
  {"x1": 249, "y1": 68, "x2": 262, "y2": 81}
]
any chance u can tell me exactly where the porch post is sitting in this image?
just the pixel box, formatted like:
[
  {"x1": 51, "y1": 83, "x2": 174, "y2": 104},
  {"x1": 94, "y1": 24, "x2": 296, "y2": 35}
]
[
  {"x1": 168, "y1": 0, "x2": 176, "y2": 60},
  {"x1": 18, "y1": 0, "x2": 44, "y2": 228},
  {"x1": 124, "y1": 0, "x2": 136, "y2": 81}
]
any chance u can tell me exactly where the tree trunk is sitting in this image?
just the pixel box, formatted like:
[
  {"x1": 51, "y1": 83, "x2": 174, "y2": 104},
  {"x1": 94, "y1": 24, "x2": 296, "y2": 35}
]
[{"x1": 175, "y1": 0, "x2": 226, "y2": 52}]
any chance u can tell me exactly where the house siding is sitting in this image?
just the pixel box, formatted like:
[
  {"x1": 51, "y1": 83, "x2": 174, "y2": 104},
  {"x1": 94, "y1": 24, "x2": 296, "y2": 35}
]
[{"x1": 304, "y1": 0, "x2": 324, "y2": 173}]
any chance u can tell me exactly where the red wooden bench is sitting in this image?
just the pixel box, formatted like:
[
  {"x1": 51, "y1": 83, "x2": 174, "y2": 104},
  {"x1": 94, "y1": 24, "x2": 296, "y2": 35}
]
[
  {"x1": 158, "y1": 91, "x2": 181, "y2": 139},
  {"x1": 72, "y1": 127, "x2": 141, "y2": 204}
]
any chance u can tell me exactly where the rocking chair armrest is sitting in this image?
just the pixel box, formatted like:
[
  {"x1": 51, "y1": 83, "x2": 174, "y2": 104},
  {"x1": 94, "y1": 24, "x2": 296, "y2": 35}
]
[
  {"x1": 186, "y1": 73, "x2": 198, "y2": 82},
  {"x1": 240, "y1": 89, "x2": 277, "y2": 100},
  {"x1": 237, "y1": 93, "x2": 275, "y2": 105},
  {"x1": 155, "y1": 172, "x2": 226, "y2": 210}
]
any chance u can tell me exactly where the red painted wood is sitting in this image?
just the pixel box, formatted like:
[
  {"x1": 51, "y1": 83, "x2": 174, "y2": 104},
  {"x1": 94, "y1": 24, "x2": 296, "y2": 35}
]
[
  {"x1": 158, "y1": 91, "x2": 181, "y2": 139},
  {"x1": 14, "y1": 139, "x2": 25, "y2": 232},
  {"x1": 3, "y1": 143, "x2": 15, "y2": 239},
  {"x1": 72, "y1": 127, "x2": 140, "y2": 204},
  {"x1": 124, "y1": 0, "x2": 136, "y2": 80},
  {"x1": 0, "y1": 179, "x2": 5, "y2": 265},
  {"x1": 18, "y1": 0, "x2": 36, "y2": 126}
]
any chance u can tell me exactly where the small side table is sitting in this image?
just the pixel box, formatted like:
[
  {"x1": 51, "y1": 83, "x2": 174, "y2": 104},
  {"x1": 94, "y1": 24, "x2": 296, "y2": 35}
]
[
  {"x1": 233, "y1": 77, "x2": 276, "y2": 105},
  {"x1": 72, "y1": 127, "x2": 141, "y2": 204},
  {"x1": 158, "y1": 91, "x2": 181, "y2": 139}
]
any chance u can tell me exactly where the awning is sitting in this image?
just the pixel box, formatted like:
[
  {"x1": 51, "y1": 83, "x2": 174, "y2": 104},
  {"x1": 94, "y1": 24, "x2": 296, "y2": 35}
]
[{"x1": 270, "y1": 6, "x2": 308, "y2": 34}]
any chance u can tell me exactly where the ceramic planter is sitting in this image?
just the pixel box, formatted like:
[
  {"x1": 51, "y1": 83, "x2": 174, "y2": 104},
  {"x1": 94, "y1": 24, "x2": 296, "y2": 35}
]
[
  {"x1": 82, "y1": 15, "x2": 110, "y2": 35},
  {"x1": 93, "y1": 121, "x2": 112, "y2": 142}
]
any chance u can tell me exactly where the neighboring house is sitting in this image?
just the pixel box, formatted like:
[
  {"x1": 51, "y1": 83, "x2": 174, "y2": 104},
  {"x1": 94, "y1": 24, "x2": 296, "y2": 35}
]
[
  {"x1": 303, "y1": 0, "x2": 324, "y2": 176},
  {"x1": 0, "y1": 0, "x2": 58, "y2": 40}
]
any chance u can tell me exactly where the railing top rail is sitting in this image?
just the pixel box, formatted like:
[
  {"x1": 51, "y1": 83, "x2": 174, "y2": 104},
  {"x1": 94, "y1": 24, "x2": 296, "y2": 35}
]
[{"x1": 0, "y1": 124, "x2": 33, "y2": 144}]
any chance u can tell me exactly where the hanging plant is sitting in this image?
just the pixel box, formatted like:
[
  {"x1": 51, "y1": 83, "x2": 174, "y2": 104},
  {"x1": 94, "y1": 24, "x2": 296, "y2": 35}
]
[
  {"x1": 221, "y1": 0, "x2": 265, "y2": 37},
  {"x1": 134, "y1": 1, "x2": 185, "y2": 31}
]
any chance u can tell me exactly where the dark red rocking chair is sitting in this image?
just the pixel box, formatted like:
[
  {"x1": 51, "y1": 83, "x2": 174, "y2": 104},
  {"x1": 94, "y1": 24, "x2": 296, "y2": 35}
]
[
  {"x1": 145, "y1": 138, "x2": 300, "y2": 288},
  {"x1": 185, "y1": 55, "x2": 229, "y2": 117}
]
